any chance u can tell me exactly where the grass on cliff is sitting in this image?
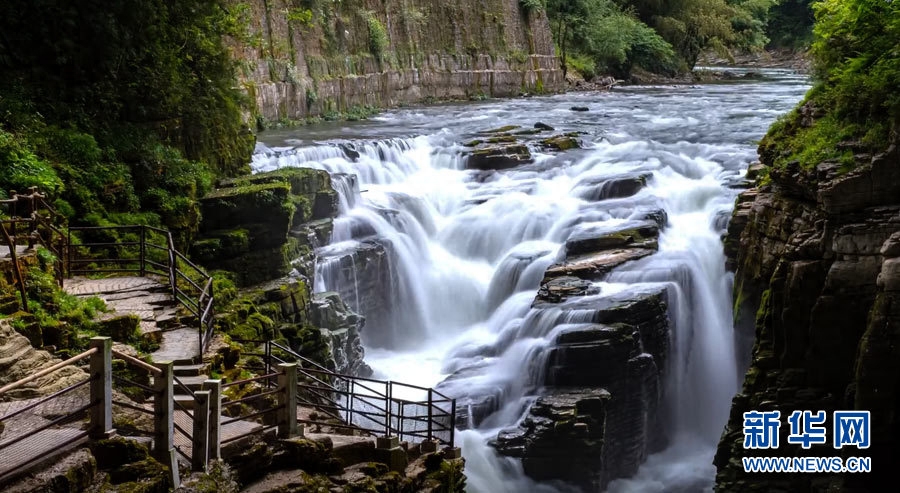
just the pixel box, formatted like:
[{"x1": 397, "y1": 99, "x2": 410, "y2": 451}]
[{"x1": 758, "y1": 0, "x2": 899, "y2": 170}]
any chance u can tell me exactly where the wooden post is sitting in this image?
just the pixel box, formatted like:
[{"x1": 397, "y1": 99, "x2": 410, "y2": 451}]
[
  {"x1": 202, "y1": 379, "x2": 222, "y2": 460},
  {"x1": 0, "y1": 222, "x2": 28, "y2": 312},
  {"x1": 89, "y1": 337, "x2": 113, "y2": 439},
  {"x1": 152, "y1": 361, "x2": 175, "y2": 462},
  {"x1": 192, "y1": 390, "x2": 210, "y2": 471},
  {"x1": 277, "y1": 363, "x2": 298, "y2": 438},
  {"x1": 153, "y1": 361, "x2": 179, "y2": 488}
]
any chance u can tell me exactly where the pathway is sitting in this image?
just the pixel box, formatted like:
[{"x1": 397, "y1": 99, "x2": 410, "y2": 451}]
[{"x1": 64, "y1": 276, "x2": 199, "y2": 363}]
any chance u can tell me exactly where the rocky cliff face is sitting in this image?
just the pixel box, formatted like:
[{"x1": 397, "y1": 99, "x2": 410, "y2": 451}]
[
  {"x1": 715, "y1": 145, "x2": 900, "y2": 491},
  {"x1": 230, "y1": 0, "x2": 564, "y2": 123}
]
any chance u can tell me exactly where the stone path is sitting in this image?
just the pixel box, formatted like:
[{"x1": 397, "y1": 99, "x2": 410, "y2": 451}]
[{"x1": 64, "y1": 276, "x2": 198, "y2": 364}]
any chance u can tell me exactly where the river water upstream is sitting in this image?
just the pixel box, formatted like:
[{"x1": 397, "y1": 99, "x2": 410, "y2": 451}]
[{"x1": 251, "y1": 69, "x2": 809, "y2": 492}]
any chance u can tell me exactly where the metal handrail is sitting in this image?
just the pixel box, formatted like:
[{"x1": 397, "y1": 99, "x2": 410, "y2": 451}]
[
  {"x1": 265, "y1": 341, "x2": 457, "y2": 446},
  {"x1": 67, "y1": 223, "x2": 216, "y2": 357}
]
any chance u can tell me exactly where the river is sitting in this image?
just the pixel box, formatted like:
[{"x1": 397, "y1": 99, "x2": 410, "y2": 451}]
[{"x1": 251, "y1": 68, "x2": 810, "y2": 492}]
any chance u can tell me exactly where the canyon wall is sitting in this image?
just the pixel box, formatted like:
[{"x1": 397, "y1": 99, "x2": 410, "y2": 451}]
[
  {"x1": 716, "y1": 128, "x2": 900, "y2": 490},
  {"x1": 229, "y1": 0, "x2": 564, "y2": 123}
]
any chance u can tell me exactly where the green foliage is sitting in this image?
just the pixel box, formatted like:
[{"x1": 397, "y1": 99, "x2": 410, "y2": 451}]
[
  {"x1": 547, "y1": 0, "x2": 679, "y2": 78},
  {"x1": 760, "y1": 0, "x2": 899, "y2": 170},
  {"x1": 287, "y1": 8, "x2": 314, "y2": 25},
  {"x1": 365, "y1": 13, "x2": 390, "y2": 61},
  {"x1": 520, "y1": 0, "x2": 546, "y2": 12},
  {"x1": 0, "y1": 0, "x2": 254, "y2": 242},
  {"x1": 0, "y1": 129, "x2": 63, "y2": 194},
  {"x1": 565, "y1": 53, "x2": 597, "y2": 80},
  {"x1": 17, "y1": 247, "x2": 108, "y2": 350},
  {"x1": 765, "y1": 0, "x2": 814, "y2": 48}
]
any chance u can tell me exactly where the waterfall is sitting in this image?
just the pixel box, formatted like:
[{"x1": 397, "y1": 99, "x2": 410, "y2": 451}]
[{"x1": 250, "y1": 69, "x2": 809, "y2": 492}]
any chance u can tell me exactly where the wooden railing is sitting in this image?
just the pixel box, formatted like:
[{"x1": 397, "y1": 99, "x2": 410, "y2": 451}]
[{"x1": 0, "y1": 340, "x2": 104, "y2": 484}]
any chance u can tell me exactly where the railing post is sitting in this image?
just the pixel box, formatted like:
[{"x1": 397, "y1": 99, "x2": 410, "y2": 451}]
[
  {"x1": 427, "y1": 388, "x2": 434, "y2": 441},
  {"x1": 153, "y1": 361, "x2": 179, "y2": 487},
  {"x1": 167, "y1": 232, "x2": 176, "y2": 299},
  {"x1": 192, "y1": 390, "x2": 210, "y2": 472},
  {"x1": 152, "y1": 361, "x2": 175, "y2": 461},
  {"x1": 9, "y1": 190, "x2": 17, "y2": 237},
  {"x1": 348, "y1": 380, "x2": 355, "y2": 426},
  {"x1": 66, "y1": 228, "x2": 72, "y2": 278},
  {"x1": 385, "y1": 382, "x2": 392, "y2": 437},
  {"x1": 89, "y1": 337, "x2": 113, "y2": 439},
  {"x1": 139, "y1": 226, "x2": 146, "y2": 277},
  {"x1": 450, "y1": 399, "x2": 456, "y2": 447},
  {"x1": 202, "y1": 379, "x2": 222, "y2": 461},
  {"x1": 277, "y1": 363, "x2": 298, "y2": 438}
]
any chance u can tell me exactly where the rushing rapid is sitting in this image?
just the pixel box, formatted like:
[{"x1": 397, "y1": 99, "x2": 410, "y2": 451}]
[{"x1": 252, "y1": 69, "x2": 810, "y2": 492}]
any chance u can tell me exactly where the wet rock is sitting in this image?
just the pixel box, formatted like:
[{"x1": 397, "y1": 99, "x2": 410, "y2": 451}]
[
  {"x1": 478, "y1": 125, "x2": 521, "y2": 135},
  {"x1": 536, "y1": 276, "x2": 599, "y2": 303},
  {"x1": 493, "y1": 388, "x2": 609, "y2": 490},
  {"x1": 310, "y1": 292, "x2": 373, "y2": 377},
  {"x1": 534, "y1": 122, "x2": 555, "y2": 131},
  {"x1": 542, "y1": 248, "x2": 655, "y2": 283},
  {"x1": 573, "y1": 173, "x2": 651, "y2": 201},
  {"x1": 465, "y1": 143, "x2": 533, "y2": 171},
  {"x1": 519, "y1": 286, "x2": 669, "y2": 489},
  {"x1": 539, "y1": 135, "x2": 580, "y2": 152},
  {"x1": 715, "y1": 146, "x2": 900, "y2": 492},
  {"x1": 564, "y1": 220, "x2": 659, "y2": 257},
  {"x1": 570, "y1": 106, "x2": 589, "y2": 112}
]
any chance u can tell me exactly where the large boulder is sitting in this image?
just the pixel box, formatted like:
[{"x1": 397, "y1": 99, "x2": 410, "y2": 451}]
[
  {"x1": 465, "y1": 143, "x2": 533, "y2": 171},
  {"x1": 493, "y1": 388, "x2": 610, "y2": 490}
]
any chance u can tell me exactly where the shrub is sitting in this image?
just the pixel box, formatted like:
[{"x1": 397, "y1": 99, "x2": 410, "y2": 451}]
[{"x1": 0, "y1": 129, "x2": 63, "y2": 194}]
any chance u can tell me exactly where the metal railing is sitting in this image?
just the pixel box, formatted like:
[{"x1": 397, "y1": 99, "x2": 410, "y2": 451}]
[
  {"x1": 2, "y1": 188, "x2": 216, "y2": 355},
  {"x1": 240, "y1": 340, "x2": 456, "y2": 446},
  {"x1": 219, "y1": 372, "x2": 282, "y2": 446},
  {"x1": 67, "y1": 224, "x2": 216, "y2": 354}
]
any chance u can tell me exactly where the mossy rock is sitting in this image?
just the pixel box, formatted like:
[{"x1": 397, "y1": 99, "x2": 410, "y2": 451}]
[
  {"x1": 479, "y1": 125, "x2": 520, "y2": 134},
  {"x1": 280, "y1": 437, "x2": 343, "y2": 474},
  {"x1": 200, "y1": 182, "x2": 293, "y2": 243},
  {"x1": 14, "y1": 320, "x2": 43, "y2": 348},
  {"x1": 191, "y1": 228, "x2": 251, "y2": 264},
  {"x1": 108, "y1": 458, "x2": 169, "y2": 489},
  {"x1": 97, "y1": 314, "x2": 141, "y2": 342},
  {"x1": 540, "y1": 135, "x2": 580, "y2": 151},
  {"x1": 89, "y1": 437, "x2": 149, "y2": 470},
  {"x1": 465, "y1": 144, "x2": 533, "y2": 171}
]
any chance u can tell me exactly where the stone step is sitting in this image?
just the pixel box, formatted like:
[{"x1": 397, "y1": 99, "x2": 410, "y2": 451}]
[
  {"x1": 173, "y1": 394, "x2": 195, "y2": 410},
  {"x1": 173, "y1": 364, "x2": 207, "y2": 377},
  {"x1": 173, "y1": 375, "x2": 211, "y2": 393}
]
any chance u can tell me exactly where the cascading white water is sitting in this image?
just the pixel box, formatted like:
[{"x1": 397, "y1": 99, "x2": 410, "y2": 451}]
[{"x1": 251, "y1": 69, "x2": 810, "y2": 492}]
